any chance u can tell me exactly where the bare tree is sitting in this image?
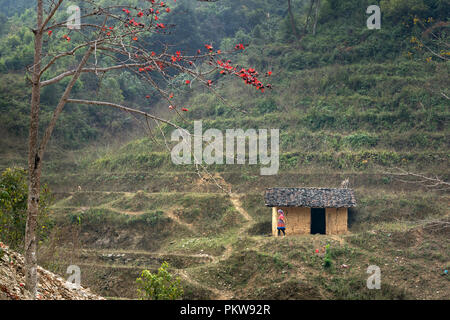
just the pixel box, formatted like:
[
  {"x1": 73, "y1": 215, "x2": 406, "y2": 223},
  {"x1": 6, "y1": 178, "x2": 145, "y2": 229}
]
[
  {"x1": 384, "y1": 167, "x2": 450, "y2": 191},
  {"x1": 24, "y1": 0, "x2": 271, "y2": 297},
  {"x1": 287, "y1": 0, "x2": 300, "y2": 40},
  {"x1": 312, "y1": 0, "x2": 320, "y2": 36},
  {"x1": 287, "y1": 0, "x2": 321, "y2": 42},
  {"x1": 301, "y1": 0, "x2": 315, "y2": 37},
  {"x1": 415, "y1": 20, "x2": 449, "y2": 61},
  {"x1": 411, "y1": 19, "x2": 450, "y2": 99}
]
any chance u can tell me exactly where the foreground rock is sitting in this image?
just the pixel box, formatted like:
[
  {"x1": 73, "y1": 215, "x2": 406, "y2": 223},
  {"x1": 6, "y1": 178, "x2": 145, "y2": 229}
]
[{"x1": 0, "y1": 242, "x2": 104, "y2": 300}]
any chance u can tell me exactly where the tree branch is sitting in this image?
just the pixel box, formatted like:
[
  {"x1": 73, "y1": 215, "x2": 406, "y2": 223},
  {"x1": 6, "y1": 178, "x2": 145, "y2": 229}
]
[
  {"x1": 38, "y1": 46, "x2": 94, "y2": 161},
  {"x1": 66, "y1": 98, "x2": 188, "y2": 132},
  {"x1": 39, "y1": 0, "x2": 63, "y2": 33},
  {"x1": 41, "y1": 62, "x2": 150, "y2": 86},
  {"x1": 384, "y1": 167, "x2": 450, "y2": 191}
]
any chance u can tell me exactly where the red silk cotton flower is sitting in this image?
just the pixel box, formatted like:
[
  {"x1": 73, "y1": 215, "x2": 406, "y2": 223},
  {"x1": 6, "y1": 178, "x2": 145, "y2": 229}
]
[
  {"x1": 181, "y1": 107, "x2": 188, "y2": 112},
  {"x1": 185, "y1": 80, "x2": 191, "y2": 85}
]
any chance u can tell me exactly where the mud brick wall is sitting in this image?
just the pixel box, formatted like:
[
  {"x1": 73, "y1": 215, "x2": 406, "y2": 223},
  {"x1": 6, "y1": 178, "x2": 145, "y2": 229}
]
[
  {"x1": 325, "y1": 208, "x2": 348, "y2": 234},
  {"x1": 272, "y1": 206, "x2": 348, "y2": 236},
  {"x1": 272, "y1": 206, "x2": 311, "y2": 236}
]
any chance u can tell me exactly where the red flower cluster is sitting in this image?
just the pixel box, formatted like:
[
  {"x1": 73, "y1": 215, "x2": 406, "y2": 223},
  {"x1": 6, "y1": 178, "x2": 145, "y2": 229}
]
[
  {"x1": 237, "y1": 67, "x2": 268, "y2": 92},
  {"x1": 170, "y1": 50, "x2": 182, "y2": 62},
  {"x1": 121, "y1": 2, "x2": 172, "y2": 36},
  {"x1": 235, "y1": 43, "x2": 245, "y2": 50},
  {"x1": 216, "y1": 59, "x2": 272, "y2": 92},
  {"x1": 168, "y1": 105, "x2": 188, "y2": 112},
  {"x1": 155, "y1": 61, "x2": 166, "y2": 70},
  {"x1": 128, "y1": 18, "x2": 144, "y2": 28},
  {"x1": 217, "y1": 59, "x2": 235, "y2": 74},
  {"x1": 139, "y1": 65, "x2": 154, "y2": 72}
]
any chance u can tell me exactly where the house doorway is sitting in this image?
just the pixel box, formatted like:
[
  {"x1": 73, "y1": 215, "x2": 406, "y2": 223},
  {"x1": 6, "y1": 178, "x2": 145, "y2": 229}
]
[{"x1": 311, "y1": 208, "x2": 326, "y2": 234}]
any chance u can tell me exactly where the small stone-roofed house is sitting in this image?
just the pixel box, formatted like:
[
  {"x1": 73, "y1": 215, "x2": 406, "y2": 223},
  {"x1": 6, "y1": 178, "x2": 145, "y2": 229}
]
[{"x1": 264, "y1": 187, "x2": 357, "y2": 236}]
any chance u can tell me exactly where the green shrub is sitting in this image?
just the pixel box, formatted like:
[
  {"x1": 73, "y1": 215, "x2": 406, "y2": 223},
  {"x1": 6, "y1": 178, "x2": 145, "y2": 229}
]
[
  {"x1": 344, "y1": 132, "x2": 379, "y2": 149},
  {"x1": 136, "y1": 262, "x2": 184, "y2": 300},
  {"x1": 0, "y1": 167, "x2": 53, "y2": 250},
  {"x1": 323, "y1": 244, "x2": 333, "y2": 269}
]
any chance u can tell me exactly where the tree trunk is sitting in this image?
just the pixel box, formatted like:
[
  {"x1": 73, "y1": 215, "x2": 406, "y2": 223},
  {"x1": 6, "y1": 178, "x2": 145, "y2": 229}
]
[
  {"x1": 313, "y1": 0, "x2": 320, "y2": 36},
  {"x1": 24, "y1": 165, "x2": 42, "y2": 298},
  {"x1": 287, "y1": 0, "x2": 300, "y2": 40},
  {"x1": 25, "y1": 0, "x2": 43, "y2": 298},
  {"x1": 302, "y1": 0, "x2": 315, "y2": 36}
]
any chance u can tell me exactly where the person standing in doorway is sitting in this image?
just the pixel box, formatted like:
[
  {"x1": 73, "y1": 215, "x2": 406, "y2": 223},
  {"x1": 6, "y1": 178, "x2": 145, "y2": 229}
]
[{"x1": 277, "y1": 209, "x2": 286, "y2": 236}]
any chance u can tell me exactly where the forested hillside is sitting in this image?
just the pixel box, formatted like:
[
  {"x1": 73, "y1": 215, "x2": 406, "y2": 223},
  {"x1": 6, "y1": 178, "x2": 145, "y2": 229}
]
[
  {"x1": 0, "y1": 0, "x2": 448, "y2": 300},
  {"x1": 1, "y1": 0, "x2": 447, "y2": 152}
]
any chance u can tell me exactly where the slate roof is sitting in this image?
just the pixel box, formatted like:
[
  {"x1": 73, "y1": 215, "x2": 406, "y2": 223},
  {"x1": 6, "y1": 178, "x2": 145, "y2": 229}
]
[{"x1": 264, "y1": 188, "x2": 356, "y2": 208}]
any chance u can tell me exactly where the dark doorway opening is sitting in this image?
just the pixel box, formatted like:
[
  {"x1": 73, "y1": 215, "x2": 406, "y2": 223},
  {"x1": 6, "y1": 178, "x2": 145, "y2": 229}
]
[{"x1": 311, "y1": 208, "x2": 326, "y2": 234}]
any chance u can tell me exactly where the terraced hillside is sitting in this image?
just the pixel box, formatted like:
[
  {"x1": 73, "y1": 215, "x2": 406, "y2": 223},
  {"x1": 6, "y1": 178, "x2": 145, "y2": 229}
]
[
  {"x1": 28, "y1": 44, "x2": 448, "y2": 299},
  {"x1": 35, "y1": 152, "x2": 448, "y2": 300}
]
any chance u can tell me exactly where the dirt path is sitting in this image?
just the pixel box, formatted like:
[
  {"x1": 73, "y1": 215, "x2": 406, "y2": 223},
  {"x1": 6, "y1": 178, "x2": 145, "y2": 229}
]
[
  {"x1": 54, "y1": 186, "x2": 256, "y2": 300},
  {"x1": 177, "y1": 269, "x2": 233, "y2": 300},
  {"x1": 220, "y1": 193, "x2": 255, "y2": 262},
  {"x1": 173, "y1": 192, "x2": 256, "y2": 299},
  {"x1": 164, "y1": 209, "x2": 195, "y2": 232},
  {"x1": 230, "y1": 193, "x2": 252, "y2": 223}
]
